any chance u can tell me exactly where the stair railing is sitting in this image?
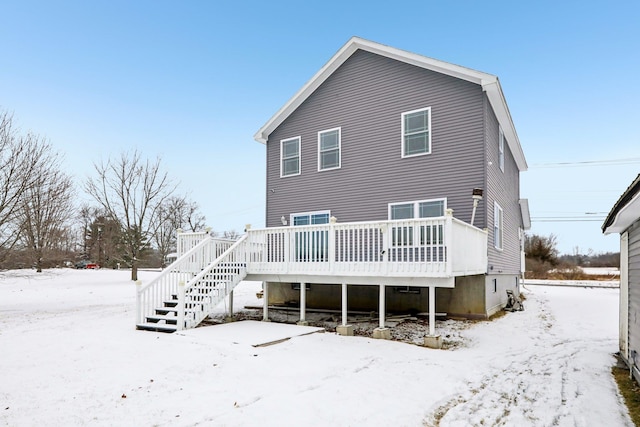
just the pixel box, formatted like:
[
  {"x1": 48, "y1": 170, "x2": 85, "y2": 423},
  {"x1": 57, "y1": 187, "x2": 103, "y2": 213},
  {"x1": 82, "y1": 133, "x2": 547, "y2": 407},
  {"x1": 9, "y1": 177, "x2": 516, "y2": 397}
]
[
  {"x1": 177, "y1": 235, "x2": 249, "y2": 330},
  {"x1": 136, "y1": 235, "x2": 235, "y2": 327}
]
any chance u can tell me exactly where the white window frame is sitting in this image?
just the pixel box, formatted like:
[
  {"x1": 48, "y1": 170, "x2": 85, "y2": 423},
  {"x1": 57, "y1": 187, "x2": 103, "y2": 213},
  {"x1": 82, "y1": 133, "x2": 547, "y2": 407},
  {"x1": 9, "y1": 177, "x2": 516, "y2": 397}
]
[
  {"x1": 401, "y1": 107, "x2": 432, "y2": 158},
  {"x1": 388, "y1": 198, "x2": 446, "y2": 220},
  {"x1": 318, "y1": 127, "x2": 341, "y2": 171},
  {"x1": 494, "y1": 202, "x2": 504, "y2": 250},
  {"x1": 280, "y1": 136, "x2": 301, "y2": 178},
  {"x1": 388, "y1": 198, "x2": 446, "y2": 248},
  {"x1": 290, "y1": 210, "x2": 331, "y2": 226},
  {"x1": 499, "y1": 126, "x2": 505, "y2": 172}
]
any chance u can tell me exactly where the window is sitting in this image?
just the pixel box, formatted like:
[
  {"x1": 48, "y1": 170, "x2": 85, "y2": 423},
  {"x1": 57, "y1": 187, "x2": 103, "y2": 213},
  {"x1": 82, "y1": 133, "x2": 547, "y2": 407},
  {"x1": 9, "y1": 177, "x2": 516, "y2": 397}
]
[
  {"x1": 389, "y1": 199, "x2": 446, "y2": 247},
  {"x1": 494, "y1": 202, "x2": 503, "y2": 250},
  {"x1": 318, "y1": 128, "x2": 341, "y2": 171},
  {"x1": 291, "y1": 211, "x2": 330, "y2": 226},
  {"x1": 499, "y1": 126, "x2": 505, "y2": 172},
  {"x1": 291, "y1": 211, "x2": 330, "y2": 262},
  {"x1": 281, "y1": 137, "x2": 300, "y2": 177},
  {"x1": 389, "y1": 199, "x2": 445, "y2": 220},
  {"x1": 401, "y1": 107, "x2": 431, "y2": 157}
]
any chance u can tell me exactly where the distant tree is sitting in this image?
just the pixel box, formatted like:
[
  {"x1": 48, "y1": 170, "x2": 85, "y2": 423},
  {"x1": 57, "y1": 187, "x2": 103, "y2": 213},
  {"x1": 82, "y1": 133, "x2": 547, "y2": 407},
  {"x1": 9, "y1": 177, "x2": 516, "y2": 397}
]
[
  {"x1": 0, "y1": 112, "x2": 46, "y2": 266},
  {"x1": 524, "y1": 233, "x2": 560, "y2": 278},
  {"x1": 151, "y1": 196, "x2": 207, "y2": 267},
  {"x1": 86, "y1": 215, "x2": 122, "y2": 268},
  {"x1": 85, "y1": 151, "x2": 176, "y2": 280},
  {"x1": 17, "y1": 142, "x2": 75, "y2": 272},
  {"x1": 525, "y1": 233, "x2": 558, "y2": 266},
  {"x1": 223, "y1": 230, "x2": 241, "y2": 240},
  {"x1": 77, "y1": 205, "x2": 99, "y2": 260}
]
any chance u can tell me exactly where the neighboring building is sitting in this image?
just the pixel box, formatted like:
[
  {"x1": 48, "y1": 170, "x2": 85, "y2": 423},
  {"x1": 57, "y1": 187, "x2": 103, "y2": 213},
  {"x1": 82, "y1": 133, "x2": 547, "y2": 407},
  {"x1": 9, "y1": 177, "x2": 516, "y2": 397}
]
[
  {"x1": 602, "y1": 174, "x2": 640, "y2": 382},
  {"x1": 253, "y1": 37, "x2": 529, "y2": 319},
  {"x1": 137, "y1": 37, "x2": 530, "y2": 343}
]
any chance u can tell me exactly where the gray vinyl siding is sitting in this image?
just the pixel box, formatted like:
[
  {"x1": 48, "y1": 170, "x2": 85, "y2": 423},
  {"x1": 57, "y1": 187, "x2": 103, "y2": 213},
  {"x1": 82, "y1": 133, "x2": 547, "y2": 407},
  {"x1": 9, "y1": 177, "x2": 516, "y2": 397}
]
[
  {"x1": 484, "y1": 97, "x2": 522, "y2": 274},
  {"x1": 265, "y1": 50, "x2": 486, "y2": 228},
  {"x1": 628, "y1": 221, "x2": 640, "y2": 381}
]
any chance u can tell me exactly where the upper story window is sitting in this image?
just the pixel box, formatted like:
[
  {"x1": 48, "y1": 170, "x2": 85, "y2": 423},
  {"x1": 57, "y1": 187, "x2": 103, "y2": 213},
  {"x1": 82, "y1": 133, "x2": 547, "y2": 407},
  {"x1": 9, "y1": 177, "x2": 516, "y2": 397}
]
[
  {"x1": 494, "y1": 202, "x2": 504, "y2": 250},
  {"x1": 401, "y1": 107, "x2": 431, "y2": 158},
  {"x1": 318, "y1": 127, "x2": 341, "y2": 171},
  {"x1": 281, "y1": 136, "x2": 301, "y2": 177},
  {"x1": 499, "y1": 126, "x2": 505, "y2": 172}
]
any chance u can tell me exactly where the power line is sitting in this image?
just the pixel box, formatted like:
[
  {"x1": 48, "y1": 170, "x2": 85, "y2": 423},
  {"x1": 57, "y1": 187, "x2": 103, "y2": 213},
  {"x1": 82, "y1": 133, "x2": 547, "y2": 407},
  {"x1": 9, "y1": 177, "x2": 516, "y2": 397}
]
[
  {"x1": 531, "y1": 157, "x2": 640, "y2": 168},
  {"x1": 531, "y1": 218, "x2": 605, "y2": 222}
]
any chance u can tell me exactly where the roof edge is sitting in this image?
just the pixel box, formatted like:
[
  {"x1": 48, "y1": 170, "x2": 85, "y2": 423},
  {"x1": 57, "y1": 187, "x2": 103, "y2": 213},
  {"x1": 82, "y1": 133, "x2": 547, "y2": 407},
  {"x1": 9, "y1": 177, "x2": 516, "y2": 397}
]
[
  {"x1": 602, "y1": 174, "x2": 640, "y2": 234},
  {"x1": 254, "y1": 37, "x2": 527, "y2": 171}
]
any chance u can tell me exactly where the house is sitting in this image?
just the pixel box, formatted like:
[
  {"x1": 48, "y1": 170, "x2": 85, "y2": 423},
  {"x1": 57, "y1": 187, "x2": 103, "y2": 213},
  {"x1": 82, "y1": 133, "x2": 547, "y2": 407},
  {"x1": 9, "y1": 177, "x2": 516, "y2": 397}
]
[
  {"x1": 602, "y1": 174, "x2": 640, "y2": 381},
  {"x1": 136, "y1": 37, "x2": 529, "y2": 346}
]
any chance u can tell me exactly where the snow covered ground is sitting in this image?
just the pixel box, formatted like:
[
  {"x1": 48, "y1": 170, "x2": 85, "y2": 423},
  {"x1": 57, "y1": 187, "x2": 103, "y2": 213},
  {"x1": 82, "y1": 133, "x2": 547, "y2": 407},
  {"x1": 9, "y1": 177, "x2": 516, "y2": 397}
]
[{"x1": 0, "y1": 269, "x2": 633, "y2": 426}]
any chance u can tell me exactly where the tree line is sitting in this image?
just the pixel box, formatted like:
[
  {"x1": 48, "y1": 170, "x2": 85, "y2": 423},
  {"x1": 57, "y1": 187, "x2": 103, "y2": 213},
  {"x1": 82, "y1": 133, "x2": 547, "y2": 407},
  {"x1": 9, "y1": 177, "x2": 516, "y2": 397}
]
[
  {"x1": 525, "y1": 233, "x2": 620, "y2": 279},
  {"x1": 0, "y1": 111, "x2": 239, "y2": 280}
]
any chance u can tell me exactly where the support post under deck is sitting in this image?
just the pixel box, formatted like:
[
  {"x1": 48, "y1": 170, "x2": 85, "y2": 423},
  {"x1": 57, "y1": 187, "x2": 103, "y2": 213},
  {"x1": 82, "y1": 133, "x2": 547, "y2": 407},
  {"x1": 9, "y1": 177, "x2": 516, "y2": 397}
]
[
  {"x1": 262, "y1": 282, "x2": 270, "y2": 322},
  {"x1": 336, "y1": 282, "x2": 353, "y2": 336},
  {"x1": 424, "y1": 285, "x2": 442, "y2": 349},
  {"x1": 373, "y1": 284, "x2": 390, "y2": 339},
  {"x1": 297, "y1": 282, "x2": 308, "y2": 326}
]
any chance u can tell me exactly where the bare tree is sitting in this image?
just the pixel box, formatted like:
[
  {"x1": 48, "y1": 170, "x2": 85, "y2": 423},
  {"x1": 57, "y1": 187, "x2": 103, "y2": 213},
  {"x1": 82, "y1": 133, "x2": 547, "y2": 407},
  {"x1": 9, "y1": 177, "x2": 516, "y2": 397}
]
[
  {"x1": 153, "y1": 196, "x2": 185, "y2": 268},
  {"x1": 223, "y1": 230, "x2": 241, "y2": 240},
  {"x1": 153, "y1": 196, "x2": 207, "y2": 267},
  {"x1": 85, "y1": 151, "x2": 175, "y2": 280},
  {"x1": 184, "y1": 200, "x2": 206, "y2": 232},
  {"x1": 0, "y1": 112, "x2": 46, "y2": 265},
  {"x1": 17, "y1": 142, "x2": 75, "y2": 272}
]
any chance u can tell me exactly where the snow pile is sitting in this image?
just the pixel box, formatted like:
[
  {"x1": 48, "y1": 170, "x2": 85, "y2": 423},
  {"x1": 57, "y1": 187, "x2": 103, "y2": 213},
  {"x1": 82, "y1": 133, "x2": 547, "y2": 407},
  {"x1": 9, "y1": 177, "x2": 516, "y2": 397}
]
[{"x1": 0, "y1": 269, "x2": 633, "y2": 426}]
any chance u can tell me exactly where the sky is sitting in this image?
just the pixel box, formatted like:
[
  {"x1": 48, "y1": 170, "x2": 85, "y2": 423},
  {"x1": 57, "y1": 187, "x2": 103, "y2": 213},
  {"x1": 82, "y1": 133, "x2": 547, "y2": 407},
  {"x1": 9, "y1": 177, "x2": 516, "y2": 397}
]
[{"x1": 1, "y1": 0, "x2": 638, "y2": 255}]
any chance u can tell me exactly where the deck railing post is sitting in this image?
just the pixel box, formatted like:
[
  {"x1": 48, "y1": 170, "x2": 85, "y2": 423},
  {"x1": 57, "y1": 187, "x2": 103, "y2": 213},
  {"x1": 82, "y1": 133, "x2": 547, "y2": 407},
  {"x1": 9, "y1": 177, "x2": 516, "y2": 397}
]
[
  {"x1": 329, "y1": 216, "x2": 337, "y2": 273},
  {"x1": 381, "y1": 224, "x2": 389, "y2": 275},
  {"x1": 284, "y1": 228, "x2": 291, "y2": 273},
  {"x1": 135, "y1": 280, "x2": 143, "y2": 325},
  {"x1": 445, "y1": 209, "x2": 454, "y2": 276},
  {"x1": 177, "y1": 280, "x2": 185, "y2": 331}
]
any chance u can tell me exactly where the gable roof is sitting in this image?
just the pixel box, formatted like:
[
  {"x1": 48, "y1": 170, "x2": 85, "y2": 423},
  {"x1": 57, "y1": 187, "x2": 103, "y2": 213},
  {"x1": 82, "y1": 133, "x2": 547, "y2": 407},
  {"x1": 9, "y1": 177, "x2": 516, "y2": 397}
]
[
  {"x1": 254, "y1": 36, "x2": 527, "y2": 172},
  {"x1": 602, "y1": 174, "x2": 640, "y2": 234}
]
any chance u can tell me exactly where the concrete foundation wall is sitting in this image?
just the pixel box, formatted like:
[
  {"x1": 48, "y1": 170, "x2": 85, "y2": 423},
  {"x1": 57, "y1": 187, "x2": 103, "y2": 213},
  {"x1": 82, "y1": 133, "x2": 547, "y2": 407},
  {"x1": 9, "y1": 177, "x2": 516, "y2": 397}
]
[
  {"x1": 485, "y1": 274, "x2": 520, "y2": 316},
  {"x1": 436, "y1": 275, "x2": 486, "y2": 318}
]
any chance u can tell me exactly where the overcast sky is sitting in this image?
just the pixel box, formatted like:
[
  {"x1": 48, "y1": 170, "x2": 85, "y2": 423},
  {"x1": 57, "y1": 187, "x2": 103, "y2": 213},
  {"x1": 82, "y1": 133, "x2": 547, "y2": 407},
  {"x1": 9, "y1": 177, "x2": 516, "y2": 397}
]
[{"x1": 1, "y1": 0, "x2": 638, "y2": 254}]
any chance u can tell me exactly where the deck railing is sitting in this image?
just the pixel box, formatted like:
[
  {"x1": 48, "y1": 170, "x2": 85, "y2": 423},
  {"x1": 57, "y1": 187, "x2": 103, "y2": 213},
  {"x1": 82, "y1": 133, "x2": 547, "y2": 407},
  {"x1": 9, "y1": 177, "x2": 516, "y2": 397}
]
[{"x1": 177, "y1": 212, "x2": 488, "y2": 279}]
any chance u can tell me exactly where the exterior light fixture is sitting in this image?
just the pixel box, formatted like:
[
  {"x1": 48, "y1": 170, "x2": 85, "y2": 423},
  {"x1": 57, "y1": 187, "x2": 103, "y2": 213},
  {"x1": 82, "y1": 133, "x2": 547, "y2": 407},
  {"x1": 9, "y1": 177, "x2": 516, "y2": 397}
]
[{"x1": 471, "y1": 188, "x2": 483, "y2": 227}]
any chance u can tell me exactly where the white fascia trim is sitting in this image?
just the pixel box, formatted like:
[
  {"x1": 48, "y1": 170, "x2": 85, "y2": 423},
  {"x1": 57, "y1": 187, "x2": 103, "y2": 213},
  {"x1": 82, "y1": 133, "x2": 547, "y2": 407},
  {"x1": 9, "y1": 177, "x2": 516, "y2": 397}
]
[
  {"x1": 519, "y1": 199, "x2": 531, "y2": 230},
  {"x1": 483, "y1": 80, "x2": 528, "y2": 172},
  {"x1": 254, "y1": 36, "x2": 528, "y2": 173},
  {"x1": 603, "y1": 191, "x2": 640, "y2": 234}
]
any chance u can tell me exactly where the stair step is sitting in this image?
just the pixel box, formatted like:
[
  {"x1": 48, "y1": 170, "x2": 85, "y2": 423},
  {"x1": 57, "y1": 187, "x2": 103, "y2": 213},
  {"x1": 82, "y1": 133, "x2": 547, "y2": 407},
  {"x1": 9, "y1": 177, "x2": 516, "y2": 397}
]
[
  {"x1": 136, "y1": 322, "x2": 177, "y2": 333},
  {"x1": 156, "y1": 306, "x2": 198, "y2": 314},
  {"x1": 146, "y1": 315, "x2": 178, "y2": 325}
]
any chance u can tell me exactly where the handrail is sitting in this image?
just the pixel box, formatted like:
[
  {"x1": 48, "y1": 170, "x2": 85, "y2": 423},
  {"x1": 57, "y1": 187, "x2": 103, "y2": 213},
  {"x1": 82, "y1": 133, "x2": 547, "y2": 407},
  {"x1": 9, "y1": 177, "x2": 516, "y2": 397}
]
[
  {"x1": 138, "y1": 235, "x2": 212, "y2": 294},
  {"x1": 184, "y1": 235, "x2": 248, "y2": 291},
  {"x1": 177, "y1": 235, "x2": 249, "y2": 330}
]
